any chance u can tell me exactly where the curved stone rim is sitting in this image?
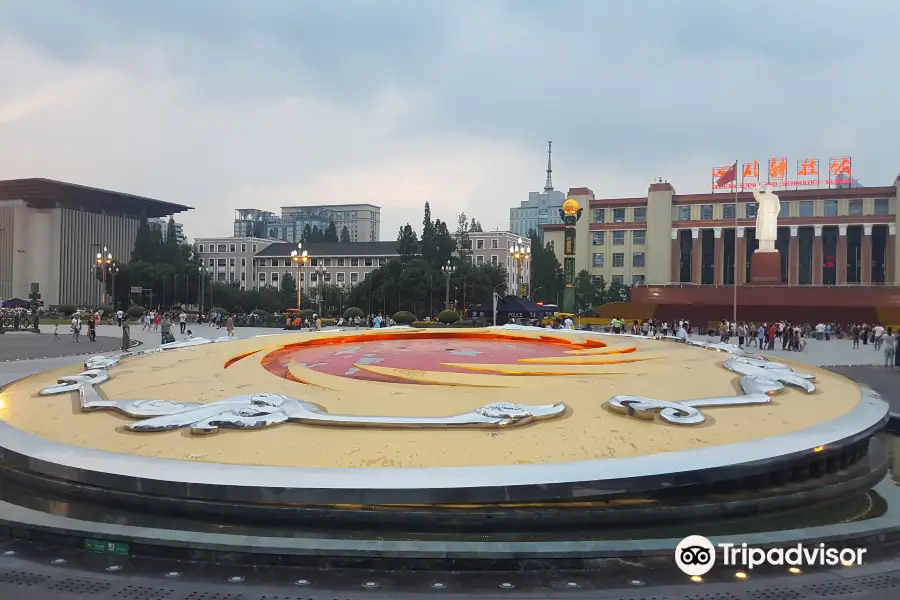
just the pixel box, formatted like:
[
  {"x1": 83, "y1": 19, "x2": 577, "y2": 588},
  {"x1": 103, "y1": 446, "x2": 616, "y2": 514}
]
[{"x1": 0, "y1": 365, "x2": 888, "y2": 504}]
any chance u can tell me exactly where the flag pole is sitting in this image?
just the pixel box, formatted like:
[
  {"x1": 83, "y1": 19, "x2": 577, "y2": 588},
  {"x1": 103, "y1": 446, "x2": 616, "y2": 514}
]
[{"x1": 732, "y1": 160, "x2": 739, "y2": 327}]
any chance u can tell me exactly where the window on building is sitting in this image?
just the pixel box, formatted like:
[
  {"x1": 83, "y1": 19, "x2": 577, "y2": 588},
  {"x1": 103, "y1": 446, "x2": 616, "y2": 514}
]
[
  {"x1": 229, "y1": 258, "x2": 235, "y2": 266},
  {"x1": 207, "y1": 258, "x2": 214, "y2": 266},
  {"x1": 323, "y1": 258, "x2": 331, "y2": 267},
  {"x1": 723, "y1": 204, "x2": 736, "y2": 219},
  {"x1": 218, "y1": 272, "x2": 226, "y2": 281},
  {"x1": 849, "y1": 199, "x2": 863, "y2": 216},
  {"x1": 217, "y1": 258, "x2": 226, "y2": 267},
  {"x1": 490, "y1": 255, "x2": 498, "y2": 265},
  {"x1": 337, "y1": 272, "x2": 345, "y2": 283},
  {"x1": 824, "y1": 200, "x2": 839, "y2": 217},
  {"x1": 592, "y1": 253, "x2": 604, "y2": 268},
  {"x1": 476, "y1": 239, "x2": 484, "y2": 249},
  {"x1": 632, "y1": 274, "x2": 645, "y2": 285},
  {"x1": 593, "y1": 208, "x2": 605, "y2": 224},
  {"x1": 350, "y1": 272, "x2": 359, "y2": 283},
  {"x1": 591, "y1": 275, "x2": 604, "y2": 286},
  {"x1": 612, "y1": 275, "x2": 624, "y2": 285},
  {"x1": 476, "y1": 255, "x2": 484, "y2": 265},
  {"x1": 310, "y1": 272, "x2": 317, "y2": 282},
  {"x1": 632, "y1": 252, "x2": 645, "y2": 267},
  {"x1": 241, "y1": 257, "x2": 245, "y2": 266},
  {"x1": 230, "y1": 244, "x2": 236, "y2": 252},
  {"x1": 364, "y1": 258, "x2": 373, "y2": 267},
  {"x1": 700, "y1": 204, "x2": 713, "y2": 220},
  {"x1": 379, "y1": 257, "x2": 387, "y2": 266},
  {"x1": 799, "y1": 201, "x2": 814, "y2": 217},
  {"x1": 592, "y1": 231, "x2": 605, "y2": 246},
  {"x1": 633, "y1": 230, "x2": 646, "y2": 245},
  {"x1": 229, "y1": 272, "x2": 235, "y2": 282},
  {"x1": 240, "y1": 272, "x2": 245, "y2": 281},
  {"x1": 337, "y1": 258, "x2": 345, "y2": 266},
  {"x1": 271, "y1": 273, "x2": 279, "y2": 285},
  {"x1": 258, "y1": 272, "x2": 265, "y2": 282},
  {"x1": 252, "y1": 244, "x2": 257, "y2": 252},
  {"x1": 300, "y1": 272, "x2": 305, "y2": 282},
  {"x1": 613, "y1": 208, "x2": 625, "y2": 223},
  {"x1": 491, "y1": 239, "x2": 499, "y2": 249},
  {"x1": 633, "y1": 207, "x2": 646, "y2": 222},
  {"x1": 678, "y1": 205, "x2": 691, "y2": 220},
  {"x1": 612, "y1": 253, "x2": 625, "y2": 268},
  {"x1": 217, "y1": 244, "x2": 226, "y2": 252},
  {"x1": 875, "y1": 199, "x2": 889, "y2": 215},
  {"x1": 779, "y1": 202, "x2": 789, "y2": 217},
  {"x1": 746, "y1": 203, "x2": 758, "y2": 218},
  {"x1": 198, "y1": 244, "x2": 204, "y2": 253},
  {"x1": 351, "y1": 257, "x2": 359, "y2": 266},
  {"x1": 612, "y1": 231, "x2": 625, "y2": 245},
  {"x1": 241, "y1": 243, "x2": 246, "y2": 252}
]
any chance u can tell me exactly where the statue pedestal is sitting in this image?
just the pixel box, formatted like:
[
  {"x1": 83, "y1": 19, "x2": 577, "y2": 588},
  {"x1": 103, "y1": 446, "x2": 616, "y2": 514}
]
[{"x1": 749, "y1": 250, "x2": 782, "y2": 284}]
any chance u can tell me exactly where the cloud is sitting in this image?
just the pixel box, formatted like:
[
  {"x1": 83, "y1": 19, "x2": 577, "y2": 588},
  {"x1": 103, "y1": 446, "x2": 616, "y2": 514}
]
[{"x1": 0, "y1": 1, "x2": 897, "y2": 241}]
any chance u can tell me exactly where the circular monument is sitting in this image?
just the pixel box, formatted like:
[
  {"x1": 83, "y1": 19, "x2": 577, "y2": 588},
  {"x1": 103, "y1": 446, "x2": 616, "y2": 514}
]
[{"x1": 0, "y1": 326, "x2": 891, "y2": 557}]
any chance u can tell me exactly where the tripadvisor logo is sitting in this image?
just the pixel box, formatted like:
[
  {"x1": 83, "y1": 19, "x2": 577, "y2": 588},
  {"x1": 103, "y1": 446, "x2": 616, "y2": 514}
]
[{"x1": 675, "y1": 535, "x2": 867, "y2": 576}]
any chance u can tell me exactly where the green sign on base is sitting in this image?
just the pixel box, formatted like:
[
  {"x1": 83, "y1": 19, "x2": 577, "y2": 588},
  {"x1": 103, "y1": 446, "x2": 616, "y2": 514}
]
[{"x1": 84, "y1": 538, "x2": 129, "y2": 556}]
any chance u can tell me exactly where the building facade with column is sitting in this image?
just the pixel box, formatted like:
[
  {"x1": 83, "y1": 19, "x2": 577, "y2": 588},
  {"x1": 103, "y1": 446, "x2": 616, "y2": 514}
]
[
  {"x1": 252, "y1": 241, "x2": 399, "y2": 291},
  {"x1": 193, "y1": 237, "x2": 274, "y2": 290},
  {"x1": 0, "y1": 178, "x2": 191, "y2": 307},
  {"x1": 467, "y1": 230, "x2": 531, "y2": 295},
  {"x1": 541, "y1": 177, "x2": 900, "y2": 287}
]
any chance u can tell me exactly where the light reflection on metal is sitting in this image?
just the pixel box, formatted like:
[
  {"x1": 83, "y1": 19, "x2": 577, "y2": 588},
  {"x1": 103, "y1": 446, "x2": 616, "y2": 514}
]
[
  {"x1": 605, "y1": 340, "x2": 818, "y2": 425},
  {"x1": 39, "y1": 370, "x2": 109, "y2": 395},
  {"x1": 606, "y1": 393, "x2": 771, "y2": 425}
]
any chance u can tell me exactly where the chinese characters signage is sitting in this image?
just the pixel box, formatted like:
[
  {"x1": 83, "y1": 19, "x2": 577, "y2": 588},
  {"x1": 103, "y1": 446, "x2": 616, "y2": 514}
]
[{"x1": 712, "y1": 156, "x2": 852, "y2": 191}]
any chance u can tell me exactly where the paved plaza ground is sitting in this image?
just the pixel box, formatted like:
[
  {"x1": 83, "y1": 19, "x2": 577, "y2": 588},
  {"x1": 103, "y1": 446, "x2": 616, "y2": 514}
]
[{"x1": 0, "y1": 331, "x2": 122, "y2": 362}]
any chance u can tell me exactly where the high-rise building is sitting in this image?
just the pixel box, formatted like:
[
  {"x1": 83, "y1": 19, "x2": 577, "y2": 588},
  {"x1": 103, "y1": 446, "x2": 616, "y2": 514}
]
[
  {"x1": 233, "y1": 205, "x2": 381, "y2": 243},
  {"x1": 510, "y1": 140, "x2": 566, "y2": 237}
]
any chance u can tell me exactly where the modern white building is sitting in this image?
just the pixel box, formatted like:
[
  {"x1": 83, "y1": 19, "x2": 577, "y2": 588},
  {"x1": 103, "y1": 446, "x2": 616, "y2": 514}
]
[
  {"x1": 0, "y1": 178, "x2": 191, "y2": 306},
  {"x1": 193, "y1": 237, "x2": 274, "y2": 289},
  {"x1": 468, "y1": 230, "x2": 531, "y2": 295},
  {"x1": 233, "y1": 204, "x2": 382, "y2": 243}
]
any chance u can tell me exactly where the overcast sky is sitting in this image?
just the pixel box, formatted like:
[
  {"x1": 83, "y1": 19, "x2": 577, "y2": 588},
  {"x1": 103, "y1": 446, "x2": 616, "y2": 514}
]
[{"x1": 2, "y1": 1, "x2": 897, "y2": 241}]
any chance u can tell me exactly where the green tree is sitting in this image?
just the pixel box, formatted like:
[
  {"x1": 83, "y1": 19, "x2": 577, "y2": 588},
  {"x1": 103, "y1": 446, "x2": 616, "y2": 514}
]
[
  {"x1": 455, "y1": 212, "x2": 471, "y2": 261},
  {"x1": 131, "y1": 216, "x2": 161, "y2": 263},
  {"x1": 245, "y1": 221, "x2": 253, "y2": 237},
  {"x1": 160, "y1": 217, "x2": 181, "y2": 265},
  {"x1": 280, "y1": 272, "x2": 298, "y2": 308},
  {"x1": 340, "y1": 225, "x2": 351, "y2": 243},
  {"x1": 528, "y1": 231, "x2": 563, "y2": 304},
  {"x1": 421, "y1": 202, "x2": 437, "y2": 264},
  {"x1": 470, "y1": 217, "x2": 483, "y2": 232},
  {"x1": 397, "y1": 224, "x2": 419, "y2": 261},
  {"x1": 574, "y1": 269, "x2": 595, "y2": 312},
  {"x1": 301, "y1": 223, "x2": 313, "y2": 243},
  {"x1": 324, "y1": 221, "x2": 339, "y2": 242}
]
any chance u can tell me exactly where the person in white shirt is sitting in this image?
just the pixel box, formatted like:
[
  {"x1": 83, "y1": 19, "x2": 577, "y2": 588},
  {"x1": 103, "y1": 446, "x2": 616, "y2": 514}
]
[
  {"x1": 178, "y1": 311, "x2": 187, "y2": 334},
  {"x1": 70, "y1": 314, "x2": 81, "y2": 342},
  {"x1": 563, "y1": 317, "x2": 574, "y2": 330},
  {"x1": 873, "y1": 324, "x2": 885, "y2": 350}
]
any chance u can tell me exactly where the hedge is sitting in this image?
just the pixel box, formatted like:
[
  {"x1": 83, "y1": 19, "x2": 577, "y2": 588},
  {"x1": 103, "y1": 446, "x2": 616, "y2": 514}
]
[
  {"x1": 343, "y1": 307, "x2": 364, "y2": 319},
  {"x1": 392, "y1": 310, "x2": 416, "y2": 324},
  {"x1": 127, "y1": 305, "x2": 145, "y2": 318},
  {"x1": 437, "y1": 310, "x2": 460, "y2": 324}
]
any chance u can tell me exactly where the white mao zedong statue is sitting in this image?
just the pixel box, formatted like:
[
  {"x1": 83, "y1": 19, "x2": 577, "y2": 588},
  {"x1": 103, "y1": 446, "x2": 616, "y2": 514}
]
[{"x1": 752, "y1": 185, "x2": 781, "y2": 252}]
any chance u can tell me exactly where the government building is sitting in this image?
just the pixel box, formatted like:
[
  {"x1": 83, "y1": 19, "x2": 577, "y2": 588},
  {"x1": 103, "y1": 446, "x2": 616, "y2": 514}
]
[{"x1": 541, "y1": 175, "x2": 900, "y2": 287}]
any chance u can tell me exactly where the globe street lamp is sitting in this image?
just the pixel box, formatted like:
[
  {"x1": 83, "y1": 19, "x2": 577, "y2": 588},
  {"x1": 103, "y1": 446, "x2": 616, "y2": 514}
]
[
  {"x1": 289, "y1": 243, "x2": 308, "y2": 309},
  {"x1": 95, "y1": 246, "x2": 113, "y2": 306},
  {"x1": 441, "y1": 261, "x2": 455, "y2": 310},
  {"x1": 510, "y1": 238, "x2": 531, "y2": 297}
]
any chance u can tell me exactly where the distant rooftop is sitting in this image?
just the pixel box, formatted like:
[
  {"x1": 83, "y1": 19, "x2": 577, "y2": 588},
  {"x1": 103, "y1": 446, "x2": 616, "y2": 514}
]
[
  {"x1": 256, "y1": 241, "x2": 398, "y2": 257},
  {"x1": 0, "y1": 178, "x2": 192, "y2": 218}
]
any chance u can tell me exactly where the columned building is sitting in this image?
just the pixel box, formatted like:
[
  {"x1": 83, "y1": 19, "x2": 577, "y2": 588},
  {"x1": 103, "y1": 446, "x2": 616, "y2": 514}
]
[
  {"x1": 0, "y1": 179, "x2": 191, "y2": 306},
  {"x1": 541, "y1": 177, "x2": 900, "y2": 287},
  {"x1": 467, "y1": 230, "x2": 531, "y2": 294},
  {"x1": 193, "y1": 237, "x2": 274, "y2": 290},
  {"x1": 252, "y1": 241, "x2": 399, "y2": 291}
]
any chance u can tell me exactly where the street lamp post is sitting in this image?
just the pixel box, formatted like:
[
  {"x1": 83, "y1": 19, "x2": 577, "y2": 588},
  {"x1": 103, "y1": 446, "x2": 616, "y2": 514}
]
[
  {"x1": 510, "y1": 238, "x2": 531, "y2": 297},
  {"x1": 441, "y1": 261, "x2": 455, "y2": 310},
  {"x1": 111, "y1": 265, "x2": 119, "y2": 311},
  {"x1": 95, "y1": 246, "x2": 113, "y2": 306},
  {"x1": 290, "y1": 243, "x2": 308, "y2": 309},
  {"x1": 315, "y1": 266, "x2": 327, "y2": 315},
  {"x1": 492, "y1": 283, "x2": 506, "y2": 327}
]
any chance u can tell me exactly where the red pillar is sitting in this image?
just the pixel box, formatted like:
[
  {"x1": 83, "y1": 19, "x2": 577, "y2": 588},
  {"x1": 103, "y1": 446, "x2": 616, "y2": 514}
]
[
  {"x1": 691, "y1": 229, "x2": 701, "y2": 284},
  {"x1": 788, "y1": 227, "x2": 799, "y2": 285},
  {"x1": 713, "y1": 228, "x2": 723, "y2": 284},
  {"x1": 671, "y1": 235, "x2": 681, "y2": 283},
  {"x1": 887, "y1": 227, "x2": 896, "y2": 284},
  {"x1": 861, "y1": 225, "x2": 872, "y2": 284},
  {"x1": 736, "y1": 229, "x2": 746, "y2": 285},
  {"x1": 837, "y1": 226, "x2": 848, "y2": 284},
  {"x1": 812, "y1": 227, "x2": 823, "y2": 285}
]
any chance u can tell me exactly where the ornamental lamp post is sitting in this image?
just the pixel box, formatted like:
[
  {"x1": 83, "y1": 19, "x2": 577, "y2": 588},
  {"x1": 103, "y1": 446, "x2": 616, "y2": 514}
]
[
  {"x1": 441, "y1": 261, "x2": 455, "y2": 310},
  {"x1": 510, "y1": 238, "x2": 531, "y2": 297},
  {"x1": 290, "y1": 243, "x2": 308, "y2": 309},
  {"x1": 111, "y1": 264, "x2": 119, "y2": 311},
  {"x1": 559, "y1": 199, "x2": 583, "y2": 314},
  {"x1": 315, "y1": 266, "x2": 327, "y2": 315},
  {"x1": 95, "y1": 246, "x2": 113, "y2": 306}
]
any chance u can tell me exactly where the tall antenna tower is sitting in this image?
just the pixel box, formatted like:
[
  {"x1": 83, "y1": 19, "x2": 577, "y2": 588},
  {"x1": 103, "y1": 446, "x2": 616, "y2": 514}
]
[{"x1": 543, "y1": 139, "x2": 554, "y2": 193}]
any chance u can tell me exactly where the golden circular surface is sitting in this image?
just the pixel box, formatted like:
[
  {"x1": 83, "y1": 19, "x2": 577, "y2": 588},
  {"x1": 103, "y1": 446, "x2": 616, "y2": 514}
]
[
  {"x1": 562, "y1": 198, "x2": 580, "y2": 215},
  {"x1": 0, "y1": 328, "x2": 861, "y2": 469}
]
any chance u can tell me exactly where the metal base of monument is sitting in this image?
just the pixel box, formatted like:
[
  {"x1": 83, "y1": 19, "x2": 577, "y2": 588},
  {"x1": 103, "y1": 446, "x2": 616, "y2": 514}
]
[{"x1": 0, "y1": 440, "x2": 894, "y2": 567}]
